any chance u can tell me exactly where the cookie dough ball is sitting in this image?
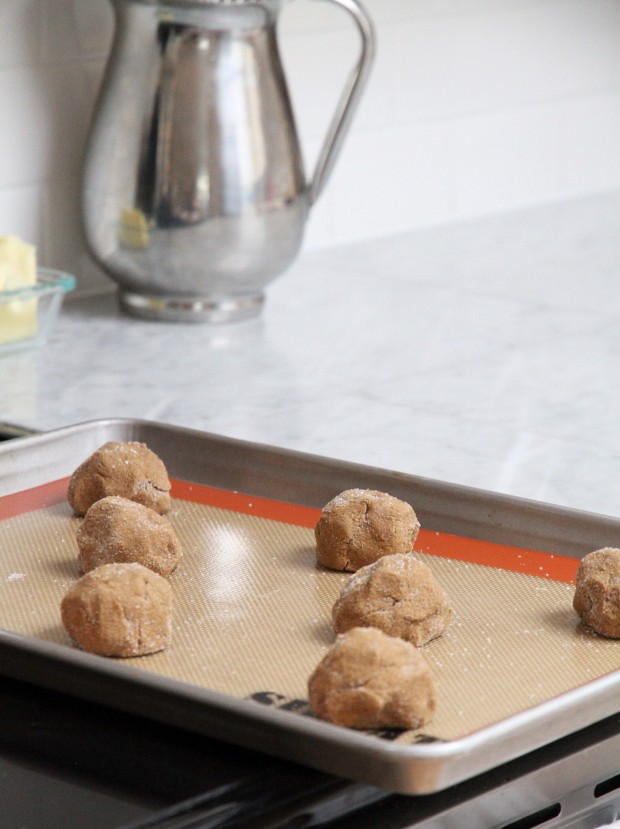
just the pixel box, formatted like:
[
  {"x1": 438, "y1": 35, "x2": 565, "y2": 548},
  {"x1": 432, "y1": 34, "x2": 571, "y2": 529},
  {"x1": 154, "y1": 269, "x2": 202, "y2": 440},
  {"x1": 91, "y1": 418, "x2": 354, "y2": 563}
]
[
  {"x1": 308, "y1": 627, "x2": 435, "y2": 729},
  {"x1": 333, "y1": 554, "x2": 452, "y2": 646},
  {"x1": 77, "y1": 496, "x2": 182, "y2": 577},
  {"x1": 573, "y1": 548, "x2": 620, "y2": 638},
  {"x1": 315, "y1": 489, "x2": 420, "y2": 572},
  {"x1": 60, "y1": 562, "x2": 172, "y2": 657},
  {"x1": 68, "y1": 441, "x2": 171, "y2": 516}
]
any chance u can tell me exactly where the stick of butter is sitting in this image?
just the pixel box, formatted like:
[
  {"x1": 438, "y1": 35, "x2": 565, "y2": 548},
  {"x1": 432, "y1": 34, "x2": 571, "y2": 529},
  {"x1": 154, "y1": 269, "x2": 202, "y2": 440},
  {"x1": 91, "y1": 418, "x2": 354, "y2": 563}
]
[{"x1": 0, "y1": 235, "x2": 37, "y2": 346}]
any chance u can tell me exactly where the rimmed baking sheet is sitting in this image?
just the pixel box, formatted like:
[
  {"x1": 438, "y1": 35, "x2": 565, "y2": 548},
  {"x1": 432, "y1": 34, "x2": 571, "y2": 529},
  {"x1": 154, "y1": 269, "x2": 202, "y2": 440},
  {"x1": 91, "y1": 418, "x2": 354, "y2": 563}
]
[{"x1": 0, "y1": 419, "x2": 619, "y2": 794}]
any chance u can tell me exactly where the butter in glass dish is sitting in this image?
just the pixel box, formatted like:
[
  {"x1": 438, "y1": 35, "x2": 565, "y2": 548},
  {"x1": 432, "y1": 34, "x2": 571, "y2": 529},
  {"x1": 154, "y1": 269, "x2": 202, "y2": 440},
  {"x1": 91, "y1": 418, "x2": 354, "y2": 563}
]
[{"x1": 0, "y1": 236, "x2": 76, "y2": 356}]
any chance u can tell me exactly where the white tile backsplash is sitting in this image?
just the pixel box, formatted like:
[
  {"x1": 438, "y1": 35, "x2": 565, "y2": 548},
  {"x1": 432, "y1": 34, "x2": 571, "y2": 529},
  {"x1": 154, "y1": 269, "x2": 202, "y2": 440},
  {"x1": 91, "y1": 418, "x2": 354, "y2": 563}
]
[
  {"x1": 452, "y1": 104, "x2": 565, "y2": 217},
  {"x1": 512, "y1": 1, "x2": 619, "y2": 101},
  {"x1": 0, "y1": 0, "x2": 618, "y2": 294},
  {"x1": 0, "y1": 183, "x2": 43, "y2": 242},
  {"x1": 391, "y1": 11, "x2": 520, "y2": 121},
  {"x1": 0, "y1": 2, "x2": 40, "y2": 69},
  {"x1": 325, "y1": 120, "x2": 458, "y2": 245},
  {"x1": 560, "y1": 93, "x2": 620, "y2": 195}
]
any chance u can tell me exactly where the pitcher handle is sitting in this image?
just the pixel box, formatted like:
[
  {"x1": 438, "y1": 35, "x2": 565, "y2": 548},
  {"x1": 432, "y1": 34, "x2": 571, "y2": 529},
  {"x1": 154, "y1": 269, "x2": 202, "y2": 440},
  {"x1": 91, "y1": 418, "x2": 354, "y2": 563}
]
[{"x1": 302, "y1": 0, "x2": 376, "y2": 206}]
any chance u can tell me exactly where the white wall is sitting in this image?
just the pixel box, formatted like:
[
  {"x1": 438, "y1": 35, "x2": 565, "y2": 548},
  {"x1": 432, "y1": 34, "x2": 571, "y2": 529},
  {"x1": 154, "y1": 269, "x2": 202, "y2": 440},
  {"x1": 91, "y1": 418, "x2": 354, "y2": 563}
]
[{"x1": 0, "y1": 0, "x2": 619, "y2": 294}]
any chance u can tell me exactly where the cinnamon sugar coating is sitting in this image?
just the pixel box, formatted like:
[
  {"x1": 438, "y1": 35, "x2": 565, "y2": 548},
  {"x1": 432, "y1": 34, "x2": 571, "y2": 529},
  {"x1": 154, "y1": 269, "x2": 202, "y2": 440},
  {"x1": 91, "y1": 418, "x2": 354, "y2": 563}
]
[
  {"x1": 573, "y1": 547, "x2": 620, "y2": 638},
  {"x1": 77, "y1": 496, "x2": 182, "y2": 577},
  {"x1": 315, "y1": 489, "x2": 420, "y2": 572},
  {"x1": 333, "y1": 554, "x2": 452, "y2": 646},
  {"x1": 68, "y1": 441, "x2": 171, "y2": 516},
  {"x1": 61, "y1": 562, "x2": 172, "y2": 657},
  {"x1": 308, "y1": 626, "x2": 435, "y2": 729}
]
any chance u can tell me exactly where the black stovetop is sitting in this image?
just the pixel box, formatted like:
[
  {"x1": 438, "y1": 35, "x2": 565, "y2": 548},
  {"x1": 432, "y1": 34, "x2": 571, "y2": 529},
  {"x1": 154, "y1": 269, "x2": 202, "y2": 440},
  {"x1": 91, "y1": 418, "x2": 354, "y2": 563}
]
[
  {"x1": 0, "y1": 673, "x2": 386, "y2": 829},
  {"x1": 2, "y1": 673, "x2": 620, "y2": 829}
]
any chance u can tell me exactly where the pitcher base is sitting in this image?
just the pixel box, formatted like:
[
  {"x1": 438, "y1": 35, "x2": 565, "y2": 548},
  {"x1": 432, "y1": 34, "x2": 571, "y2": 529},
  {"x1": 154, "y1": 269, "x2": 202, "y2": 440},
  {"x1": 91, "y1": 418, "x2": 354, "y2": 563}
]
[{"x1": 119, "y1": 290, "x2": 265, "y2": 323}]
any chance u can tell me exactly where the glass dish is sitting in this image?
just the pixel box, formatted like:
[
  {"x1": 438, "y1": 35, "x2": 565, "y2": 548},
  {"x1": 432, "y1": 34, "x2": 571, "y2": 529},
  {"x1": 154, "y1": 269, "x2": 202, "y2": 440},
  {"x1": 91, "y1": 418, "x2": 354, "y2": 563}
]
[{"x1": 0, "y1": 268, "x2": 76, "y2": 357}]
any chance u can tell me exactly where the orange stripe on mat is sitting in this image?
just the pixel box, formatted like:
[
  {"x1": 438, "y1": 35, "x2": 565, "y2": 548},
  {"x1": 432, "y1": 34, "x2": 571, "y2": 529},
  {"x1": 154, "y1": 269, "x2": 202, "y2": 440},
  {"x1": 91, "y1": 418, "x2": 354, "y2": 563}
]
[
  {"x1": 0, "y1": 477, "x2": 70, "y2": 519},
  {"x1": 0, "y1": 477, "x2": 579, "y2": 584},
  {"x1": 415, "y1": 528, "x2": 579, "y2": 584},
  {"x1": 171, "y1": 479, "x2": 320, "y2": 528}
]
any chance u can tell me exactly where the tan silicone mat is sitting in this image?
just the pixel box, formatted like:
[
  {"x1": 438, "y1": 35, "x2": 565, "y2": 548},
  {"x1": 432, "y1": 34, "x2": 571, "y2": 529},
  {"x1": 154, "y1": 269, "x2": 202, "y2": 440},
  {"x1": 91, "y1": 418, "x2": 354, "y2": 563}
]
[{"x1": 1, "y1": 484, "x2": 618, "y2": 743}]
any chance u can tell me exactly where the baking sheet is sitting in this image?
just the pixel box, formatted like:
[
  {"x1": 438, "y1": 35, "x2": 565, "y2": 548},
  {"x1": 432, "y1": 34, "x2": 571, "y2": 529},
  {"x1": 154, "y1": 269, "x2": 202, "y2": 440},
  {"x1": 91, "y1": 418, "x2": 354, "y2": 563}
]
[{"x1": 0, "y1": 419, "x2": 619, "y2": 794}]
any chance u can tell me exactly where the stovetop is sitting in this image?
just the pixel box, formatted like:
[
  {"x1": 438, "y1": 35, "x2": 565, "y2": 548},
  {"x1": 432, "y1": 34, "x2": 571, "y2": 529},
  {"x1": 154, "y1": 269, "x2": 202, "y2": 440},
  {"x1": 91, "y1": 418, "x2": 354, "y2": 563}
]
[
  {"x1": 0, "y1": 674, "x2": 380, "y2": 829},
  {"x1": 2, "y1": 673, "x2": 620, "y2": 829}
]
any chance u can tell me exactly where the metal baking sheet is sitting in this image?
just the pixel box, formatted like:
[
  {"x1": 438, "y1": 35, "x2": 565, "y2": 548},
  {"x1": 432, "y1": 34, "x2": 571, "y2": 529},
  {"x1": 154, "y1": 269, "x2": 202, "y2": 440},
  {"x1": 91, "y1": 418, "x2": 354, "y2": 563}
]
[{"x1": 0, "y1": 418, "x2": 619, "y2": 795}]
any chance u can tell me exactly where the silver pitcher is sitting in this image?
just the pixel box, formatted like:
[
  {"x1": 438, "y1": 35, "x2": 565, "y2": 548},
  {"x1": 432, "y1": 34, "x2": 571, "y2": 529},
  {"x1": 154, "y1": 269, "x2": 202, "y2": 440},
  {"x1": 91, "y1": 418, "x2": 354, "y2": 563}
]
[{"x1": 82, "y1": 0, "x2": 375, "y2": 322}]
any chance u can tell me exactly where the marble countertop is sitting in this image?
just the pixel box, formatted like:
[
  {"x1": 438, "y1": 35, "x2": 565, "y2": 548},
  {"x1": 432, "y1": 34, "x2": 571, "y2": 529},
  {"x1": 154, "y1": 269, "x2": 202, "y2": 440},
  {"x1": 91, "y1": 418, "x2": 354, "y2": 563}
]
[{"x1": 2, "y1": 190, "x2": 620, "y2": 521}]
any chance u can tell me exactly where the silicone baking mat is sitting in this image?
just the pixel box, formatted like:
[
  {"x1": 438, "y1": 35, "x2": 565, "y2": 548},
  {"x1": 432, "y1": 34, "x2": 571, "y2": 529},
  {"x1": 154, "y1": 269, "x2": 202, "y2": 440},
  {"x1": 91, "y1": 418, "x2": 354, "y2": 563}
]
[{"x1": 0, "y1": 476, "x2": 617, "y2": 744}]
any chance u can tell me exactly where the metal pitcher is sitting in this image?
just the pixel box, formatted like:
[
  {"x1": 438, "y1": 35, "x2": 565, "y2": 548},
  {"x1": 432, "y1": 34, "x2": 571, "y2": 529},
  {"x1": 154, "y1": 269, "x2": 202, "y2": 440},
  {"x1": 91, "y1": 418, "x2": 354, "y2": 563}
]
[{"x1": 82, "y1": 0, "x2": 375, "y2": 322}]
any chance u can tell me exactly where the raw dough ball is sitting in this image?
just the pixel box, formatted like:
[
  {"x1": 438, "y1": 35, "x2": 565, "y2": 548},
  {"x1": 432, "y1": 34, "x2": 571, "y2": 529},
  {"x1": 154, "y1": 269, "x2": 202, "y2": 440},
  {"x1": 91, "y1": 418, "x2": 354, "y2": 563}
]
[
  {"x1": 332, "y1": 554, "x2": 452, "y2": 646},
  {"x1": 573, "y1": 547, "x2": 620, "y2": 638},
  {"x1": 77, "y1": 496, "x2": 182, "y2": 577},
  {"x1": 68, "y1": 441, "x2": 171, "y2": 516},
  {"x1": 308, "y1": 626, "x2": 435, "y2": 729},
  {"x1": 61, "y1": 562, "x2": 172, "y2": 657},
  {"x1": 315, "y1": 489, "x2": 420, "y2": 572}
]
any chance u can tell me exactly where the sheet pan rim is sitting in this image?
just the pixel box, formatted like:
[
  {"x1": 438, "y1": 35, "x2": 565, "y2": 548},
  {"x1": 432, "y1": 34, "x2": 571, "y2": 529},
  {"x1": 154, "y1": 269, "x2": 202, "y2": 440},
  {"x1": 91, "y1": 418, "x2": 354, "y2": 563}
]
[{"x1": 1, "y1": 417, "x2": 619, "y2": 795}]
